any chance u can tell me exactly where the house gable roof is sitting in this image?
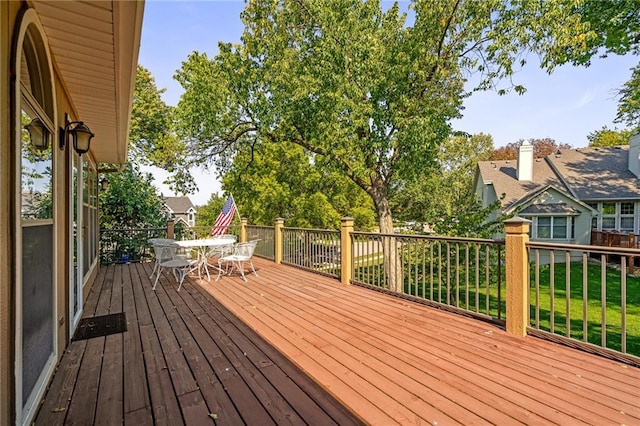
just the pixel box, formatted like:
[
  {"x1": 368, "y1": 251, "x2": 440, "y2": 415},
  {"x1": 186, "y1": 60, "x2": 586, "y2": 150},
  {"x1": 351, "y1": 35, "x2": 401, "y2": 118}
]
[
  {"x1": 476, "y1": 158, "x2": 568, "y2": 210},
  {"x1": 519, "y1": 203, "x2": 581, "y2": 215},
  {"x1": 476, "y1": 144, "x2": 640, "y2": 210},
  {"x1": 546, "y1": 145, "x2": 639, "y2": 201},
  {"x1": 505, "y1": 184, "x2": 596, "y2": 217},
  {"x1": 163, "y1": 196, "x2": 195, "y2": 214}
]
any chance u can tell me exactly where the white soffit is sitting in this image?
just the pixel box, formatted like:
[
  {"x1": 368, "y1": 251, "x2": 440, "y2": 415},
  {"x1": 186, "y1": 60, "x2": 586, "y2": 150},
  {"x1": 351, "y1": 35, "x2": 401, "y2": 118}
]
[{"x1": 32, "y1": 0, "x2": 144, "y2": 165}]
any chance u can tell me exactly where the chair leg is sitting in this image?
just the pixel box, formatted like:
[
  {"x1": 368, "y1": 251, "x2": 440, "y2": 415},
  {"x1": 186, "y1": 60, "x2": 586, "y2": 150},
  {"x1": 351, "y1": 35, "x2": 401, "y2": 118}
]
[
  {"x1": 215, "y1": 258, "x2": 224, "y2": 282},
  {"x1": 237, "y1": 260, "x2": 247, "y2": 282},
  {"x1": 153, "y1": 269, "x2": 161, "y2": 290},
  {"x1": 177, "y1": 268, "x2": 186, "y2": 291},
  {"x1": 248, "y1": 260, "x2": 258, "y2": 277},
  {"x1": 150, "y1": 261, "x2": 158, "y2": 279}
]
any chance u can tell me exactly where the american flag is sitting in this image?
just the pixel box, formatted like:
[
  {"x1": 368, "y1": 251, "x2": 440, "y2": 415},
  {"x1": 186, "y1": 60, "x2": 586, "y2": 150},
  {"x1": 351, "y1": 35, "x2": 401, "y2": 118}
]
[{"x1": 211, "y1": 195, "x2": 237, "y2": 236}]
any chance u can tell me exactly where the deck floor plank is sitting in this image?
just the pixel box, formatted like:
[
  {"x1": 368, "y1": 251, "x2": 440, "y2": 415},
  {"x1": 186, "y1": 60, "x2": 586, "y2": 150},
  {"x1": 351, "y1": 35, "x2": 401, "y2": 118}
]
[
  {"x1": 180, "y1": 280, "x2": 350, "y2": 425},
  {"x1": 63, "y1": 265, "x2": 119, "y2": 425},
  {"x1": 122, "y1": 262, "x2": 151, "y2": 414},
  {"x1": 186, "y1": 280, "x2": 362, "y2": 426},
  {"x1": 35, "y1": 258, "x2": 640, "y2": 426},
  {"x1": 138, "y1": 323, "x2": 185, "y2": 425},
  {"x1": 206, "y1": 258, "x2": 640, "y2": 426},
  {"x1": 214, "y1": 268, "x2": 509, "y2": 425},
  {"x1": 32, "y1": 265, "x2": 109, "y2": 425},
  {"x1": 145, "y1": 272, "x2": 200, "y2": 398},
  {"x1": 95, "y1": 265, "x2": 125, "y2": 425},
  {"x1": 315, "y1": 282, "x2": 640, "y2": 423}
]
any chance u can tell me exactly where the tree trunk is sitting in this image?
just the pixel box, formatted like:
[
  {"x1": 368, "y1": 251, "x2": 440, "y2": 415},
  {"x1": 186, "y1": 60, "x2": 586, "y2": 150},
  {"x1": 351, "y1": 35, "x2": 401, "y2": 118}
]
[{"x1": 374, "y1": 196, "x2": 404, "y2": 293}]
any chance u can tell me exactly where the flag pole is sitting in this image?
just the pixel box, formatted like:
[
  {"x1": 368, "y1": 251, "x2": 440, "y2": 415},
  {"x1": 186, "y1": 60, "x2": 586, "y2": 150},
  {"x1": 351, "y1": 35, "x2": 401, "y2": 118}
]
[{"x1": 229, "y1": 194, "x2": 241, "y2": 224}]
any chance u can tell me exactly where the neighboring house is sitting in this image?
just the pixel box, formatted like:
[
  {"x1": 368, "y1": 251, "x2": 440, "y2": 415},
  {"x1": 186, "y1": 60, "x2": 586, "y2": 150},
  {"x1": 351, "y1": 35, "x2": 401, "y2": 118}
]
[
  {"x1": 1, "y1": 2, "x2": 143, "y2": 424},
  {"x1": 163, "y1": 196, "x2": 196, "y2": 227},
  {"x1": 474, "y1": 135, "x2": 640, "y2": 245}
]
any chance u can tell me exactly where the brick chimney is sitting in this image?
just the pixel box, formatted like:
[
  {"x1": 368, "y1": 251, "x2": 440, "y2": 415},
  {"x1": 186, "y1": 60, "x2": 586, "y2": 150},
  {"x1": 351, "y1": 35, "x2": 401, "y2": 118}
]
[
  {"x1": 517, "y1": 141, "x2": 533, "y2": 181},
  {"x1": 629, "y1": 133, "x2": 640, "y2": 178}
]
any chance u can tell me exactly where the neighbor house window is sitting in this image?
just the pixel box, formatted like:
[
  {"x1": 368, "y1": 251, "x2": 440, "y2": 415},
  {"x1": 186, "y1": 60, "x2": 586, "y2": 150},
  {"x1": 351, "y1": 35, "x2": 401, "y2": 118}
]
[
  {"x1": 601, "y1": 202, "x2": 616, "y2": 230},
  {"x1": 620, "y1": 202, "x2": 635, "y2": 233},
  {"x1": 536, "y1": 216, "x2": 571, "y2": 239}
]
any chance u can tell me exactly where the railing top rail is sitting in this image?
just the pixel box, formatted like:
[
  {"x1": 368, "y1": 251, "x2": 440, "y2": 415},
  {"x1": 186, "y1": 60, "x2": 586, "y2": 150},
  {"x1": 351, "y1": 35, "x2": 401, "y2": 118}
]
[
  {"x1": 246, "y1": 225, "x2": 273, "y2": 229},
  {"x1": 283, "y1": 227, "x2": 340, "y2": 234},
  {"x1": 528, "y1": 240, "x2": 640, "y2": 255},
  {"x1": 351, "y1": 231, "x2": 503, "y2": 245}
]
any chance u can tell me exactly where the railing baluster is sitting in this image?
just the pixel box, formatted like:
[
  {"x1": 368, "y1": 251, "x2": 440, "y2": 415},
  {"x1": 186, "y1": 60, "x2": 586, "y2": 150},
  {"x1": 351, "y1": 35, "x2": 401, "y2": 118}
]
[
  {"x1": 421, "y1": 240, "x2": 426, "y2": 300},
  {"x1": 438, "y1": 242, "x2": 442, "y2": 303},
  {"x1": 566, "y1": 250, "x2": 571, "y2": 338},
  {"x1": 622, "y1": 256, "x2": 627, "y2": 354},
  {"x1": 601, "y1": 254, "x2": 607, "y2": 348},
  {"x1": 446, "y1": 242, "x2": 451, "y2": 306},
  {"x1": 430, "y1": 242, "x2": 434, "y2": 301},
  {"x1": 535, "y1": 249, "x2": 540, "y2": 329},
  {"x1": 475, "y1": 244, "x2": 480, "y2": 314},
  {"x1": 485, "y1": 245, "x2": 490, "y2": 316},
  {"x1": 550, "y1": 250, "x2": 555, "y2": 334},
  {"x1": 497, "y1": 244, "x2": 502, "y2": 320},
  {"x1": 465, "y1": 244, "x2": 470, "y2": 311},
  {"x1": 582, "y1": 252, "x2": 588, "y2": 343},
  {"x1": 455, "y1": 243, "x2": 460, "y2": 308}
]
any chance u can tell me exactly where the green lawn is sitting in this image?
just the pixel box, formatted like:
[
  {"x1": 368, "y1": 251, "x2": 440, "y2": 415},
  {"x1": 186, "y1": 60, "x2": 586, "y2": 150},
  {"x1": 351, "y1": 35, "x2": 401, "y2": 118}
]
[{"x1": 532, "y1": 261, "x2": 640, "y2": 356}]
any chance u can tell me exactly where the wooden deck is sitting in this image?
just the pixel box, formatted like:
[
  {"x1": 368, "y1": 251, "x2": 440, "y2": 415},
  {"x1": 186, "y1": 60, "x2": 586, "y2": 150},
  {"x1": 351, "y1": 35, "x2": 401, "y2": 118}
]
[
  {"x1": 34, "y1": 261, "x2": 361, "y2": 425},
  {"x1": 36, "y1": 258, "x2": 640, "y2": 425}
]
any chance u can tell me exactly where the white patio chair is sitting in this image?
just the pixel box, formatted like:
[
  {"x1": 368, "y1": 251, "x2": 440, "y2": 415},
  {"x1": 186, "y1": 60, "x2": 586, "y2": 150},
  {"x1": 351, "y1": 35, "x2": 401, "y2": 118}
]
[
  {"x1": 151, "y1": 241, "x2": 194, "y2": 291},
  {"x1": 203, "y1": 235, "x2": 237, "y2": 280},
  {"x1": 207, "y1": 234, "x2": 237, "y2": 259},
  {"x1": 216, "y1": 239, "x2": 260, "y2": 282},
  {"x1": 148, "y1": 237, "x2": 175, "y2": 279}
]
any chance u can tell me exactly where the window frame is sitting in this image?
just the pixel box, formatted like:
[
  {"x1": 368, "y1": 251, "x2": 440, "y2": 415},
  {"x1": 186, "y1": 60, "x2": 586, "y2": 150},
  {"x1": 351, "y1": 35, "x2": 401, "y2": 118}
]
[{"x1": 532, "y1": 215, "x2": 573, "y2": 240}]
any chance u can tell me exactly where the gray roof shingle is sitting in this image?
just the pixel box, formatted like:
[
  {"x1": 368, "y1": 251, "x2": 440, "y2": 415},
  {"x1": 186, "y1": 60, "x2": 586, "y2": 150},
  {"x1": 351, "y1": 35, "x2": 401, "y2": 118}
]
[
  {"x1": 477, "y1": 158, "x2": 568, "y2": 209},
  {"x1": 163, "y1": 196, "x2": 195, "y2": 213},
  {"x1": 547, "y1": 146, "x2": 640, "y2": 201},
  {"x1": 477, "y1": 145, "x2": 640, "y2": 210}
]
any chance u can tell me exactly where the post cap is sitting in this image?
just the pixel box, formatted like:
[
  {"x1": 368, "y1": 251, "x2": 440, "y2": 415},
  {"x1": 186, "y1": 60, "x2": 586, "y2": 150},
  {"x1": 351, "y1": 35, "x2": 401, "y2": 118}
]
[{"x1": 504, "y1": 216, "x2": 531, "y2": 234}]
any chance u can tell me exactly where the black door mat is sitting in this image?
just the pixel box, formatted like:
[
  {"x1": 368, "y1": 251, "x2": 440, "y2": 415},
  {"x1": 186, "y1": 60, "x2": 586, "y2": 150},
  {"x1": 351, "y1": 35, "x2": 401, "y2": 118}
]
[{"x1": 72, "y1": 312, "x2": 127, "y2": 341}]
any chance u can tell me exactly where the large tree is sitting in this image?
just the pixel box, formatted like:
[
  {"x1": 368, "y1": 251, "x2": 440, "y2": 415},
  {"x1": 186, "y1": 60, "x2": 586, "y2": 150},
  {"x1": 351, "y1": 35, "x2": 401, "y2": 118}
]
[
  {"x1": 615, "y1": 65, "x2": 640, "y2": 130},
  {"x1": 173, "y1": 0, "x2": 594, "y2": 290},
  {"x1": 392, "y1": 133, "x2": 494, "y2": 235},
  {"x1": 221, "y1": 141, "x2": 376, "y2": 230},
  {"x1": 545, "y1": 0, "x2": 639, "y2": 67},
  {"x1": 130, "y1": 65, "x2": 175, "y2": 165},
  {"x1": 99, "y1": 65, "x2": 170, "y2": 229},
  {"x1": 99, "y1": 162, "x2": 166, "y2": 229}
]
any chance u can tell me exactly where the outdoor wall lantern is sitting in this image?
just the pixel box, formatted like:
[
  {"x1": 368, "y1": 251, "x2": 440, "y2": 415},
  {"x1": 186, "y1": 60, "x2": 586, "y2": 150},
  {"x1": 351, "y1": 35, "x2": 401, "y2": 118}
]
[
  {"x1": 25, "y1": 117, "x2": 50, "y2": 150},
  {"x1": 60, "y1": 117, "x2": 94, "y2": 155},
  {"x1": 99, "y1": 176, "x2": 110, "y2": 191}
]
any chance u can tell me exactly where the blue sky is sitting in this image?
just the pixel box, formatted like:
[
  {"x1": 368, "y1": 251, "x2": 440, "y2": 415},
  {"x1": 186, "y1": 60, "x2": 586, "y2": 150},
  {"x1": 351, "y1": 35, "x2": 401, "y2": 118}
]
[{"x1": 139, "y1": 0, "x2": 638, "y2": 205}]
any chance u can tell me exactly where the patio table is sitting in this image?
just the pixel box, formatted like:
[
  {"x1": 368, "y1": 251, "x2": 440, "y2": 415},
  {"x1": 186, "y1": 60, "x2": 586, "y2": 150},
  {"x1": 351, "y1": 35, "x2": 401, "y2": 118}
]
[{"x1": 174, "y1": 238, "x2": 235, "y2": 281}]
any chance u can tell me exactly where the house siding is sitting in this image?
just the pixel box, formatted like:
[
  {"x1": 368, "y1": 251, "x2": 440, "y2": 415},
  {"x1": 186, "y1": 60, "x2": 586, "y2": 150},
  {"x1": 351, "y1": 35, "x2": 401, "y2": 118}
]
[{"x1": 1, "y1": 2, "x2": 141, "y2": 423}]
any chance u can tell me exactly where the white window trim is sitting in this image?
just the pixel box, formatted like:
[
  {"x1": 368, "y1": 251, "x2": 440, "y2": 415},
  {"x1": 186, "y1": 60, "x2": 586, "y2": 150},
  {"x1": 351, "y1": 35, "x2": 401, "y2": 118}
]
[
  {"x1": 12, "y1": 8, "x2": 58, "y2": 426},
  {"x1": 592, "y1": 201, "x2": 638, "y2": 233},
  {"x1": 529, "y1": 215, "x2": 573, "y2": 241}
]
